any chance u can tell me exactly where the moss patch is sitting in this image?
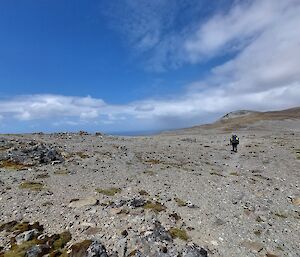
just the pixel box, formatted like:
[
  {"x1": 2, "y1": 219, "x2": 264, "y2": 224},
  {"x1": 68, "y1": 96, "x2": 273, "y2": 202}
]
[
  {"x1": 174, "y1": 197, "x2": 187, "y2": 207},
  {"x1": 0, "y1": 160, "x2": 31, "y2": 171},
  {"x1": 54, "y1": 169, "x2": 69, "y2": 175},
  {"x1": 274, "y1": 212, "x2": 288, "y2": 219},
  {"x1": 50, "y1": 231, "x2": 72, "y2": 250},
  {"x1": 19, "y1": 181, "x2": 44, "y2": 191},
  {"x1": 96, "y1": 187, "x2": 122, "y2": 196},
  {"x1": 0, "y1": 222, "x2": 71, "y2": 257},
  {"x1": 143, "y1": 201, "x2": 166, "y2": 212},
  {"x1": 69, "y1": 240, "x2": 92, "y2": 256},
  {"x1": 138, "y1": 190, "x2": 149, "y2": 196},
  {"x1": 76, "y1": 152, "x2": 89, "y2": 159},
  {"x1": 35, "y1": 173, "x2": 50, "y2": 179},
  {"x1": 169, "y1": 227, "x2": 189, "y2": 241},
  {"x1": 145, "y1": 159, "x2": 162, "y2": 164},
  {"x1": 3, "y1": 239, "x2": 40, "y2": 257}
]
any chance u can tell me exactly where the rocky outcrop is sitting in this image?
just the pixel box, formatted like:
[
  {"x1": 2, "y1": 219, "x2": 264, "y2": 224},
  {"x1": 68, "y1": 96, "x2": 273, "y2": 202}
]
[{"x1": 0, "y1": 139, "x2": 64, "y2": 169}]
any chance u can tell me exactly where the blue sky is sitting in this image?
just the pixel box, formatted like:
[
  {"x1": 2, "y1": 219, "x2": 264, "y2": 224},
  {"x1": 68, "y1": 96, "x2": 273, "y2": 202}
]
[{"x1": 0, "y1": 0, "x2": 300, "y2": 134}]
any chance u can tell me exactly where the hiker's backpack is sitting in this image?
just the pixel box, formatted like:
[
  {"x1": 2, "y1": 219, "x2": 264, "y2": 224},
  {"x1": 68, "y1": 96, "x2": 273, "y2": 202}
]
[{"x1": 231, "y1": 135, "x2": 239, "y2": 144}]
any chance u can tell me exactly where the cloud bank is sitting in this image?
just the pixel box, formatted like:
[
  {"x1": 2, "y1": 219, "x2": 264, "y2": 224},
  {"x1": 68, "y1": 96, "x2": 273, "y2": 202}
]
[{"x1": 1, "y1": 0, "x2": 300, "y2": 133}]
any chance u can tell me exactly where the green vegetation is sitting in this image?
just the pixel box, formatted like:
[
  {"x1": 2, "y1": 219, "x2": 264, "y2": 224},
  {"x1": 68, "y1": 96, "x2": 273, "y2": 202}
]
[
  {"x1": 0, "y1": 221, "x2": 71, "y2": 257},
  {"x1": 19, "y1": 182, "x2": 44, "y2": 191},
  {"x1": 69, "y1": 240, "x2": 92, "y2": 256},
  {"x1": 145, "y1": 159, "x2": 162, "y2": 164},
  {"x1": 54, "y1": 169, "x2": 69, "y2": 175},
  {"x1": 96, "y1": 187, "x2": 122, "y2": 196},
  {"x1": 51, "y1": 231, "x2": 72, "y2": 250},
  {"x1": 254, "y1": 230, "x2": 262, "y2": 236},
  {"x1": 0, "y1": 160, "x2": 31, "y2": 171},
  {"x1": 138, "y1": 190, "x2": 149, "y2": 196},
  {"x1": 3, "y1": 239, "x2": 40, "y2": 257},
  {"x1": 274, "y1": 212, "x2": 288, "y2": 219},
  {"x1": 76, "y1": 152, "x2": 89, "y2": 159},
  {"x1": 35, "y1": 173, "x2": 50, "y2": 179},
  {"x1": 174, "y1": 197, "x2": 187, "y2": 207},
  {"x1": 143, "y1": 201, "x2": 166, "y2": 212},
  {"x1": 143, "y1": 170, "x2": 156, "y2": 176},
  {"x1": 169, "y1": 227, "x2": 189, "y2": 241}
]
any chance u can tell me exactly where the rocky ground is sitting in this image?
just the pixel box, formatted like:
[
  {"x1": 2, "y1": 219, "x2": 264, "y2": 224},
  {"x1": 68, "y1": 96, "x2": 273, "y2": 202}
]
[{"x1": 0, "y1": 120, "x2": 299, "y2": 257}]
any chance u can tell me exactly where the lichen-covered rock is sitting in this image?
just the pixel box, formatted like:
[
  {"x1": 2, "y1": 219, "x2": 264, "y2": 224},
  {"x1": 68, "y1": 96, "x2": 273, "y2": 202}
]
[
  {"x1": 25, "y1": 244, "x2": 49, "y2": 257},
  {"x1": 145, "y1": 221, "x2": 172, "y2": 242},
  {"x1": 128, "y1": 198, "x2": 147, "y2": 208},
  {"x1": 0, "y1": 139, "x2": 64, "y2": 168},
  {"x1": 68, "y1": 240, "x2": 109, "y2": 257},
  {"x1": 86, "y1": 241, "x2": 109, "y2": 257},
  {"x1": 15, "y1": 229, "x2": 39, "y2": 245}
]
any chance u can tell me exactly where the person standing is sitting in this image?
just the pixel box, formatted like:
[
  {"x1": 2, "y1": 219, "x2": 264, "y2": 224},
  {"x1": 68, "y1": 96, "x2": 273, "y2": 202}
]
[{"x1": 230, "y1": 134, "x2": 239, "y2": 152}]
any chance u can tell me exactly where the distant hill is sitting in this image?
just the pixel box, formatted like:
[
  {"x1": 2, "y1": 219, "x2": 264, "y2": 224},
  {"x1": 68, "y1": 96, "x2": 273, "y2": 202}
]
[
  {"x1": 201, "y1": 107, "x2": 300, "y2": 131},
  {"x1": 165, "y1": 107, "x2": 300, "y2": 135},
  {"x1": 219, "y1": 110, "x2": 259, "y2": 120}
]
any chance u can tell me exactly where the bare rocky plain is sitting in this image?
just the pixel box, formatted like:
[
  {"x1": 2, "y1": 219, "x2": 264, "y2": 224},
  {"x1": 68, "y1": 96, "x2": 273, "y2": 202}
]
[{"x1": 0, "y1": 108, "x2": 299, "y2": 257}]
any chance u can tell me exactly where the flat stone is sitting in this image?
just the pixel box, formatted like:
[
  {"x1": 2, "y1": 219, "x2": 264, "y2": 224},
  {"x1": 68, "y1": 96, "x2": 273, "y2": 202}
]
[
  {"x1": 68, "y1": 197, "x2": 98, "y2": 208},
  {"x1": 291, "y1": 197, "x2": 300, "y2": 206},
  {"x1": 243, "y1": 240, "x2": 264, "y2": 253},
  {"x1": 15, "y1": 229, "x2": 38, "y2": 245}
]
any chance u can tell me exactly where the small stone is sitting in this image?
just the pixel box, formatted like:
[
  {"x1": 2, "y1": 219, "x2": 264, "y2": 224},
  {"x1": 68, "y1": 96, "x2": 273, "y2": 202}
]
[
  {"x1": 291, "y1": 197, "x2": 300, "y2": 206},
  {"x1": 182, "y1": 243, "x2": 208, "y2": 257},
  {"x1": 121, "y1": 230, "x2": 128, "y2": 237}
]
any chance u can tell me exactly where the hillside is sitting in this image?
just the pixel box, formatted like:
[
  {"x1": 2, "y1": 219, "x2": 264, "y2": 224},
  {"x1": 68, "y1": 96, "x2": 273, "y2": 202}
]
[
  {"x1": 207, "y1": 107, "x2": 300, "y2": 130},
  {"x1": 0, "y1": 107, "x2": 299, "y2": 257}
]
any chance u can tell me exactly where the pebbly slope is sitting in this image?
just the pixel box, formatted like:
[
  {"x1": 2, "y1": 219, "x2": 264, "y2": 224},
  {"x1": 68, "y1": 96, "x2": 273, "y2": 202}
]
[{"x1": 0, "y1": 118, "x2": 300, "y2": 256}]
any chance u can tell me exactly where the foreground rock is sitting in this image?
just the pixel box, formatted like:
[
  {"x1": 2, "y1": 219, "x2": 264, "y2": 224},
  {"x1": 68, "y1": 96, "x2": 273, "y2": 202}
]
[
  {"x1": 0, "y1": 220, "x2": 207, "y2": 257},
  {"x1": 0, "y1": 138, "x2": 64, "y2": 169}
]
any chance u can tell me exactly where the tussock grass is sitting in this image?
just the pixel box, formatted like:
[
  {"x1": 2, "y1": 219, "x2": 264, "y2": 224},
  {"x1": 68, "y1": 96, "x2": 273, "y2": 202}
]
[
  {"x1": 145, "y1": 159, "x2": 162, "y2": 164},
  {"x1": 0, "y1": 160, "x2": 31, "y2": 171},
  {"x1": 76, "y1": 152, "x2": 89, "y2": 159},
  {"x1": 96, "y1": 187, "x2": 122, "y2": 196},
  {"x1": 174, "y1": 197, "x2": 187, "y2": 207},
  {"x1": 169, "y1": 227, "x2": 189, "y2": 241},
  {"x1": 143, "y1": 201, "x2": 166, "y2": 212},
  {"x1": 19, "y1": 181, "x2": 44, "y2": 191}
]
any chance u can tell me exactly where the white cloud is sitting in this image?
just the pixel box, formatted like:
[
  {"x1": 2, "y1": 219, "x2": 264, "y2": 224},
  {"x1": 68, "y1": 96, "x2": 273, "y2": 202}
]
[
  {"x1": 1, "y1": 0, "x2": 300, "y2": 132},
  {"x1": 184, "y1": 0, "x2": 299, "y2": 61}
]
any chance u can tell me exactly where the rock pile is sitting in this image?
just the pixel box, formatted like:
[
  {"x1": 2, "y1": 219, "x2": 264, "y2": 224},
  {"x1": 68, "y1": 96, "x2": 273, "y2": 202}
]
[
  {"x1": 0, "y1": 220, "x2": 208, "y2": 257},
  {"x1": 0, "y1": 138, "x2": 64, "y2": 168}
]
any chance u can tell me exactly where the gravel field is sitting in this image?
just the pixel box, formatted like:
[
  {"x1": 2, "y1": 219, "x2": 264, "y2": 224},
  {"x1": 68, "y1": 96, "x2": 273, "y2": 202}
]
[{"x1": 0, "y1": 119, "x2": 299, "y2": 257}]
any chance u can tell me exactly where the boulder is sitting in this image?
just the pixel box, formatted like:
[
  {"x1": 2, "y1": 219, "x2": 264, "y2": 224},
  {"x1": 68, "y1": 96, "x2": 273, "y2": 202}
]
[{"x1": 15, "y1": 229, "x2": 39, "y2": 245}]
